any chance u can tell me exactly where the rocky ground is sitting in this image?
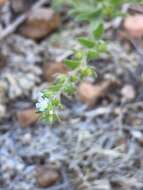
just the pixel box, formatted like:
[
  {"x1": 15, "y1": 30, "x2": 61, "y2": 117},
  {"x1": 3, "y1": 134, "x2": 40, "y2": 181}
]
[{"x1": 1, "y1": 1, "x2": 143, "y2": 190}]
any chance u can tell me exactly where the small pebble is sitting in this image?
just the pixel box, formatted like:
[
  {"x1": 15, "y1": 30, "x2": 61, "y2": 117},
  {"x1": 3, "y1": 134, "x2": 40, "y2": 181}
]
[
  {"x1": 43, "y1": 62, "x2": 68, "y2": 82},
  {"x1": 124, "y1": 14, "x2": 143, "y2": 38},
  {"x1": 121, "y1": 84, "x2": 136, "y2": 101},
  {"x1": 17, "y1": 108, "x2": 39, "y2": 127},
  {"x1": 131, "y1": 130, "x2": 142, "y2": 139},
  {"x1": 20, "y1": 8, "x2": 61, "y2": 40},
  {"x1": 22, "y1": 133, "x2": 32, "y2": 145},
  {"x1": 36, "y1": 165, "x2": 60, "y2": 188}
]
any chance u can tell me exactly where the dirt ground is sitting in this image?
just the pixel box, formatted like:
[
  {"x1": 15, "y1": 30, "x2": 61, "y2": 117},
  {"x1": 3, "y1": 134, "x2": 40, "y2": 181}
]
[{"x1": 1, "y1": 1, "x2": 143, "y2": 190}]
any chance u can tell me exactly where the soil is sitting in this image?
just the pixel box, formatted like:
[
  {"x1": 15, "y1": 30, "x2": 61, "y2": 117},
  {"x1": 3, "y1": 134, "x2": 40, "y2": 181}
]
[{"x1": 1, "y1": 1, "x2": 143, "y2": 190}]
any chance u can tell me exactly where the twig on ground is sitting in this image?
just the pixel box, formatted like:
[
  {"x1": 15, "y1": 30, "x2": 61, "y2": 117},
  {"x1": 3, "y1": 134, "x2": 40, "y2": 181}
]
[{"x1": 87, "y1": 146, "x2": 124, "y2": 158}]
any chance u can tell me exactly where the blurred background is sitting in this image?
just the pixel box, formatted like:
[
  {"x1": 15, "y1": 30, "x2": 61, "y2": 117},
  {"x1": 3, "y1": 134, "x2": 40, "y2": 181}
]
[{"x1": 1, "y1": 0, "x2": 143, "y2": 190}]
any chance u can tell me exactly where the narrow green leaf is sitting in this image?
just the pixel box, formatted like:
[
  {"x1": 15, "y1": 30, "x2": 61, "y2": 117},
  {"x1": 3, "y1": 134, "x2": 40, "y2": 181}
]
[
  {"x1": 87, "y1": 50, "x2": 99, "y2": 59},
  {"x1": 64, "y1": 59, "x2": 81, "y2": 70},
  {"x1": 93, "y1": 22, "x2": 104, "y2": 39},
  {"x1": 74, "y1": 11, "x2": 100, "y2": 21},
  {"x1": 78, "y1": 37, "x2": 95, "y2": 48},
  {"x1": 48, "y1": 83, "x2": 62, "y2": 92},
  {"x1": 63, "y1": 83, "x2": 75, "y2": 95},
  {"x1": 97, "y1": 41, "x2": 108, "y2": 52}
]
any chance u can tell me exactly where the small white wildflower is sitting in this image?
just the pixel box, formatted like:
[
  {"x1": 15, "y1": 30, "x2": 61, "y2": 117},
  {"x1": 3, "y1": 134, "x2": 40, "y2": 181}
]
[
  {"x1": 36, "y1": 92, "x2": 49, "y2": 112},
  {"x1": 49, "y1": 110, "x2": 54, "y2": 115},
  {"x1": 37, "y1": 92, "x2": 44, "y2": 101}
]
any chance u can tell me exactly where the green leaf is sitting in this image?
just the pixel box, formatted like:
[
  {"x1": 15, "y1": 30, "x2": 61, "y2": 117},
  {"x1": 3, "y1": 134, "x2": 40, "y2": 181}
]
[
  {"x1": 87, "y1": 50, "x2": 99, "y2": 59},
  {"x1": 69, "y1": 2, "x2": 102, "y2": 21},
  {"x1": 70, "y1": 74, "x2": 78, "y2": 82},
  {"x1": 52, "y1": 98, "x2": 60, "y2": 106},
  {"x1": 64, "y1": 59, "x2": 81, "y2": 70},
  {"x1": 93, "y1": 22, "x2": 104, "y2": 39},
  {"x1": 97, "y1": 41, "x2": 108, "y2": 52},
  {"x1": 78, "y1": 37, "x2": 95, "y2": 48},
  {"x1": 63, "y1": 83, "x2": 75, "y2": 95},
  {"x1": 74, "y1": 11, "x2": 100, "y2": 21},
  {"x1": 80, "y1": 67, "x2": 94, "y2": 78},
  {"x1": 48, "y1": 83, "x2": 62, "y2": 92}
]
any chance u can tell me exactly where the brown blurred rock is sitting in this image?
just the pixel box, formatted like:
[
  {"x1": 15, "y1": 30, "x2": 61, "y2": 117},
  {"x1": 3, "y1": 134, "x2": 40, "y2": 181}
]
[
  {"x1": 43, "y1": 62, "x2": 68, "y2": 82},
  {"x1": 17, "y1": 108, "x2": 39, "y2": 127},
  {"x1": 20, "y1": 8, "x2": 60, "y2": 40},
  {"x1": 0, "y1": 52, "x2": 7, "y2": 69},
  {"x1": 36, "y1": 165, "x2": 60, "y2": 188},
  {"x1": 78, "y1": 80, "x2": 117, "y2": 107},
  {"x1": 0, "y1": 0, "x2": 7, "y2": 6},
  {"x1": 124, "y1": 14, "x2": 143, "y2": 38},
  {"x1": 78, "y1": 82, "x2": 97, "y2": 107},
  {"x1": 22, "y1": 133, "x2": 32, "y2": 145}
]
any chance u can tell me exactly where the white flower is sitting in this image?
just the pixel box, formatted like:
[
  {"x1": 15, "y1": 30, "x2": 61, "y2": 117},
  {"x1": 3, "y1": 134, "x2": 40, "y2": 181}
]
[
  {"x1": 49, "y1": 110, "x2": 54, "y2": 115},
  {"x1": 36, "y1": 92, "x2": 49, "y2": 112},
  {"x1": 37, "y1": 92, "x2": 44, "y2": 101}
]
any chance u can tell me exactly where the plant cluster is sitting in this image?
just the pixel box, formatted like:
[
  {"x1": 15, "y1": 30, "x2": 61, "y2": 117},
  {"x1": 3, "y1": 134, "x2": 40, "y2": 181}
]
[
  {"x1": 36, "y1": 26, "x2": 106, "y2": 122},
  {"x1": 36, "y1": 0, "x2": 142, "y2": 122}
]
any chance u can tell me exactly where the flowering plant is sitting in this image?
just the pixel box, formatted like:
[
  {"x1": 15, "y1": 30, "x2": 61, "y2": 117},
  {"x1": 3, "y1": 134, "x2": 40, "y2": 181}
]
[{"x1": 36, "y1": 0, "x2": 142, "y2": 122}]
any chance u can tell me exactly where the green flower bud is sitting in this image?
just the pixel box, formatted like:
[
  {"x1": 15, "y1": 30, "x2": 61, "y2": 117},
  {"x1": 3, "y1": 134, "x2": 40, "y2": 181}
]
[{"x1": 74, "y1": 51, "x2": 83, "y2": 60}]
